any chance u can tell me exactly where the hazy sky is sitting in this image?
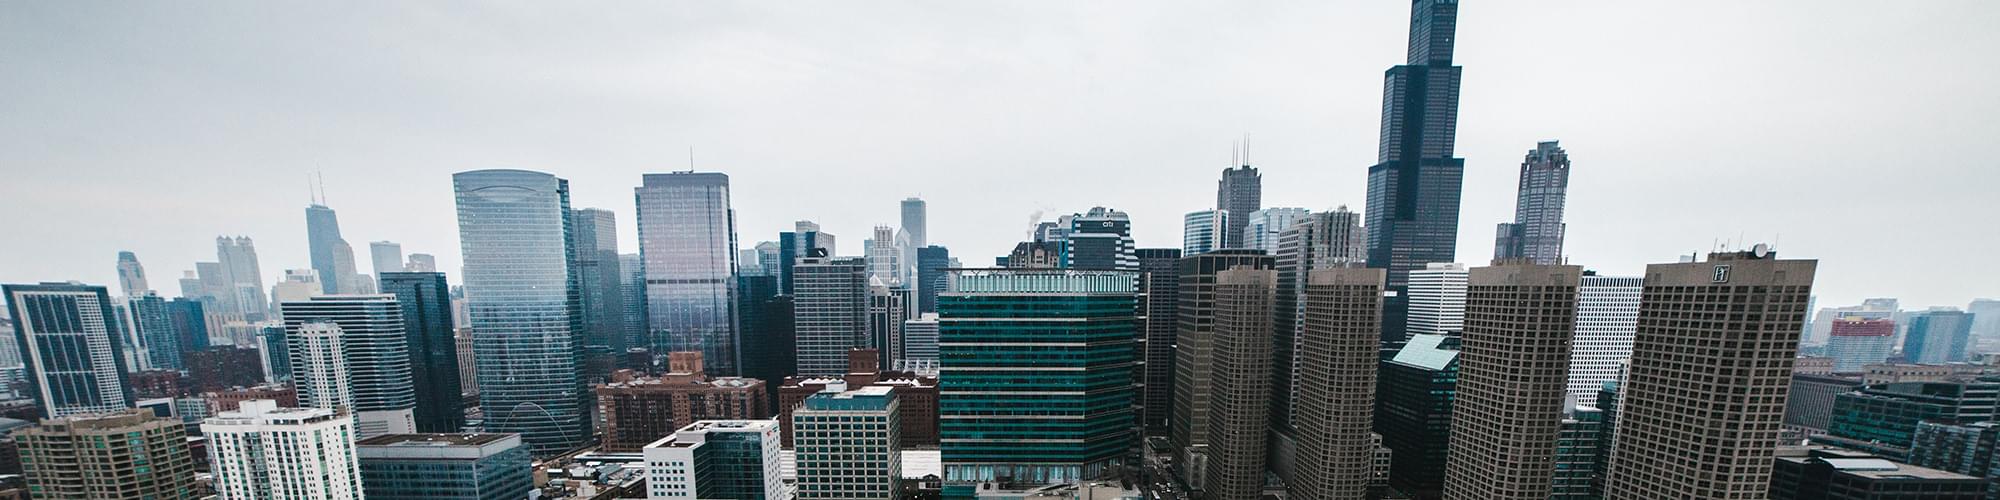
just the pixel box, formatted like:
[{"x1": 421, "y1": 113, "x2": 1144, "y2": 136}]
[{"x1": 3, "y1": 1, "x2": 1995, "y2": 310}]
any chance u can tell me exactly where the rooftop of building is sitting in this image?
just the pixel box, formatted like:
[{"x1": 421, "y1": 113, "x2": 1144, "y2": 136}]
[
  {"x1": 357, "y1": 433, "x2": 516, "y2": 447},
  {"x1": 644, "y1": 420, "x2": 778, "y2": 449},
  {"x1": 1389, "y1": 334, "x2": 1459, "y2": 371},
  {"x1": 1778, "y1": 447, "x2": 1983, "y2": 481}
]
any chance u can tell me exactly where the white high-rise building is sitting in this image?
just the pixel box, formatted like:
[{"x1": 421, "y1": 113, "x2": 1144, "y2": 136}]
[
  {"x1": 1183, "y1": 209, "x2": 1228, "y2": 256},
  {"x1": 290, "y1": 321, "x2": 353, "y2": 410},
  {"x1": 269, "y1": 269, "x2": 323, "y2": 318},
  {"x1": 368, "y1": 241, "x2": 403, "y2": 276},
  {"x1": 866, "y1": 226, "x2": 903, "y2": 286},
  {"x1": 204, "y1": 399, "x2": 363, "y2": 500},
  {"x1": 1407, "y1": 263, "x2": 1469, "y2": 337},
  {"x1": 1241, "y1": 207, "x2": 1310, "y2": 253},
  {"x1": 1566, "y1": 274, "x2": 1642, "y2": 406},
  {"x1": 903, "y1": 313, "x2": 940, "y2": 365}
]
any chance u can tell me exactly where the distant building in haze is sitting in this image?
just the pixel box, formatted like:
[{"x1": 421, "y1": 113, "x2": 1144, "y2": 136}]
[
  {"x1": 1905, "y1": 309, "x2": 1975, "y2": 364},
  {"x1": 369, "y1": 241, "x2": 404, "y2": 276},
  {"x1": 573, "y1": 207, "x2": 627, "y2": 373},
  {"x1": 1241, "y1": 207, "x2": 1308, "y2": 254},
  {"x1": 1827, "y1": 318, "x2": 1896, "y2": 372},
  {"x1": 1493, "y1": 141, "x2": 1571, "y2": 265},
  {"x1": 1182, "y1": 209, "x2": 1227, "y2": 256},
  {"x1": 1217, "y1": 165, "x2": 1261, "y2": 250},
  {"x1": 116, "y1": 250, "x2": 150, "y2": 297}
]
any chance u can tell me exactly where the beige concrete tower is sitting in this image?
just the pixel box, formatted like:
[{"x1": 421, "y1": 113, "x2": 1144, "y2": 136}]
[
  {"x1": 1289, "y1": 267, "x2": 1385, "y2": 500},
  {"x1": 1604, "y1": 249, "x2": 1816, "y2": 499},
  {"x1": 1202, "y1": 267, "x2": 1277, "y2": 499},
  {"x1": 1443, "y1": 263, "x2": 1582, "y2": 499}
]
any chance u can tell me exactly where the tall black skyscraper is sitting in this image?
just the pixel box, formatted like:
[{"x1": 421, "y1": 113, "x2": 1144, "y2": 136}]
[
  {"x1": 1217, "y1": 165, "x2": 1261, "y2": 250},
  {"x1": 378, "y1": 272, "x2": 464, "y2": 433},
  {"x1": 1136, "y1": 248, "x2": 1181, "y2": 434},
  {"x1": 1364, "y1": 0, "x2": 1466, "y2": 343}
]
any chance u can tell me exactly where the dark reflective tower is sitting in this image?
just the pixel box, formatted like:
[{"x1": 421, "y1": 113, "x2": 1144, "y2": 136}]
[{"x1": 1364, "y1": 0, "x2": 1465, "y2": 343}]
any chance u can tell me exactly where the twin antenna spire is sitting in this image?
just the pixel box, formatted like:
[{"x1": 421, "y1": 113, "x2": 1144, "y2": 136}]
[
  {"x1": 1231, "y1": 133, "x2": 1252, "y2": 167},
  {"x1": 307, "y1": 171, "x2": 328, "y2": 205}
]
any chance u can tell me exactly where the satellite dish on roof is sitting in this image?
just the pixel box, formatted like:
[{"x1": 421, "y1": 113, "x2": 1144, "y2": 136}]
[{"x1": 1751, "y1": 243, "x2": 1771, "y2": 258}]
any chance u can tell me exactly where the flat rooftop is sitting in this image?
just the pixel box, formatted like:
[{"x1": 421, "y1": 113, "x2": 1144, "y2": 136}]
[{"x1": 357, "y1": 433, "x2": 516, "y2": 447}]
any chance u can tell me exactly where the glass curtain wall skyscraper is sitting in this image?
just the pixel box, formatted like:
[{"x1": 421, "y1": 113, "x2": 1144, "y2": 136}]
[
  {"x1": 453, "y1": 169, "x2": 588, "y2": 456},
  {"x1": 1363, "y1": 0, "x2": 1467, "y2": 342},
  {"x1": 939, "y1": 269, "x2": 1137, "y2": 489},
  {"x1": 573, "y1": 207, "x2": 627, "y2": 370},
  {"x1": 636, "y1": 172, "x2": 740, "y2": 374},
  {"x1": 378, "y1": 272, "x2": 464, "y2": 433}
]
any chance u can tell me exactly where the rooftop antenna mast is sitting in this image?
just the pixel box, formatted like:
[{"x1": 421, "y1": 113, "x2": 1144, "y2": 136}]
[{"x1": 1242, "y1": 133, "x2": 1250, "y2": 166}]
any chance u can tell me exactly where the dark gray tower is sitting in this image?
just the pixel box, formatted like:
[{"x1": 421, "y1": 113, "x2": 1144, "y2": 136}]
[
  {"x1": 1494, "y1": 141, "x2": 1570, "y2": 265},
  {"x1": 1364, "y1": 0, "x2": 1466, "y2": 343},
  {"x1": 1216, "y1": 166, "x2": 1261, "y2": 250}
]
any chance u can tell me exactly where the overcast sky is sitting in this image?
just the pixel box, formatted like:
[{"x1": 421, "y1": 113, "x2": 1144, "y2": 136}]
[{"x1": 3, "y1": 1, "x2": 1995, "y2": 310}]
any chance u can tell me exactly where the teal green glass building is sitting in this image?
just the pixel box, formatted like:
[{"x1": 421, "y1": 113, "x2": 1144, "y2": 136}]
[{"x1": 938, "y1": 269, "x2": 1138, "y2": 489}]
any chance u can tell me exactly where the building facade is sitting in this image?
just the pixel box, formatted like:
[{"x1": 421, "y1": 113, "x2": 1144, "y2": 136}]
[
  {"x1": 378, "y1": 272, "x2": 464, "y2": 433},
  {"x1": 1827, "y1": 318, "x2": 1896, "y2": 372},
  {"x1": 1171, "y1": 251, "x2": 1273, "y2": 465},
  {"x1": 1136, "y1": 248, "x2": 1182, "y2": 434},
  {"x1": 1217, "y1": 165, "x2": 1261, "y2": 250},
  {"x1": 1363, "y1": 0, "x2": 1467, "y2": 343},
  {"x1": 16, "y1": 410, "x2": 197, "y2": 499},
  {"x1": 356, "y1": 433, "x2": 533, "y2": 500},
  {"x1": 1904, "y1": 310, "x2": 1975, "y2": 364},
  {"x1": 4, "y1": 282, "x2": 133, "y2": 417},
  {"x1": 1405, "y1": 263, "x2": 1467, "y2": 338},
  {"x1": 204, "y1": 400, "x2": 363, "y2": 500},
  {"x1": 281, "y1": 295, "x2": 417, "y2": 438},
  {"x1": 1375, "y1": 334, "x2": 1458, "y2": 499},
  {"x1": 595, "y1": 353, "x2": 768, "y2": 453},
  {"x1": 792, "y1": 255, "x2": 870, "y2": 376},
  {"x1": 940, "y1": 270, "x2": 1137, "y2": 487},
  {"x1": 573, "y1": 207, "x2": 629, "y2": 373},
  {"x1": 1240, "y1": 207, "x2": 1308, "y2": 254},
  {"x1": 1567, "y1": 274, "x2": 1642, "y2": 406},
  {"x1": 794, "y1": 387, "x2": 901, "y2": 500},
  {"x1": 1443, "y1": 264, "x2": 1582, "y2": 499},
  {"x1": 642, "y1": 420, "x2": 785, "y2": 500},
  {"x1": 1181, "y1": 209, "x2": 1227, "y2": 256},
  {"x1": 1202, "y1": 269, "x2": 1276, "y2": 499},
  {"x1": 636, "y1": 172, "x2": 740, "y2": 375},
  {"x1": 453, "y1": 169, "x2": 589, "y2": 456},
  {"x1": 1492, "y1": 141, "x2": 1571, "y2": 265},
  {"x1": 1289, "y1": 268, "x2": 1386, "y2": 500},
  {"x1": 1604, "y1": 250, "x2": 1816, "y2": 499}
]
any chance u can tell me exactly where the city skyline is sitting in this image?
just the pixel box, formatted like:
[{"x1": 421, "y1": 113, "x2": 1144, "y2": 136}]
[{"x1": 2, "y1": 3, "x2": 1995, "y2": 309}]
